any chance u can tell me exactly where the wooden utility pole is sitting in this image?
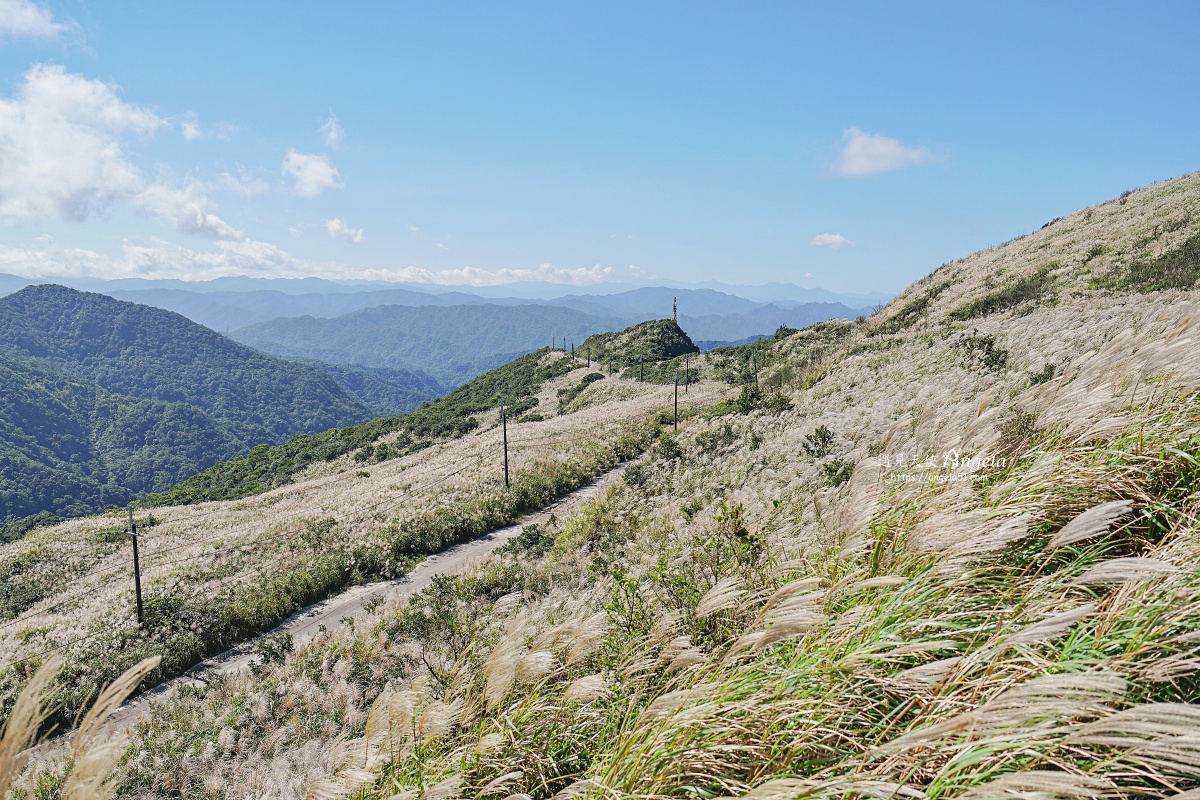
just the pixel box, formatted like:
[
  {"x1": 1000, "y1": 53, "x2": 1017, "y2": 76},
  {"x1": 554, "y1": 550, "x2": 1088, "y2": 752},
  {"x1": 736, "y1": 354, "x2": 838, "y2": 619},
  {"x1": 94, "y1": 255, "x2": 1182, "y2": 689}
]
[
  {"x1": 640, "y1": 356, "x2": 644, "y2": 383},
  {"x1": 753, "y1": 351, "x2": 759, "y2": 388},
  {"x1": 501, "y1": 403, "x2": 510, "y2": 488},
  {"x1": 128, "y1": 506, "x2": 144, "y2": 627},
  {"x1": 685, "y1": 354, "x2": 689, "y2": 394},
  {"x1": 674, "y1": 369, "x2": 679, "y2": 431},
  {"x1": 587, "y1": 346, "x2": 590, "y2": 367}
]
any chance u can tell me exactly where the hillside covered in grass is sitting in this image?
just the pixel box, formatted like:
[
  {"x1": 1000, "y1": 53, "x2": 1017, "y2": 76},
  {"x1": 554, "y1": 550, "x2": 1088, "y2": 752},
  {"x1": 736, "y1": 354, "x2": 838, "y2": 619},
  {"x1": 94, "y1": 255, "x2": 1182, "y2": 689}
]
[
  {"x1": 138, "y1": 348, "x2": 591, "y2": 507},
  {"x1": 41, "y1": 170, "x2": 1200, "y2": 800},
  {"x1": 577, "y1": 319, "x2": 702, "y2": 385}
]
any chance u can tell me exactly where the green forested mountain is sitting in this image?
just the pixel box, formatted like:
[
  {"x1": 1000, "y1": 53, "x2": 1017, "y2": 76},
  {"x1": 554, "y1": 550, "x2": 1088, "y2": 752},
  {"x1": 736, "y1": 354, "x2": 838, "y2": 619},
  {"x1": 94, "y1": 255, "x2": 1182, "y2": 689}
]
[
  {"x1": 230, "y1": 302, "x2": 624, "y2": 387},
  {"x1": 0, "y1": 351, "x2": 244, "y2": 527},
  {"x1": 0, "y1": 285, "x2": 375, "y2": 526},
  {"x1": 0, "y1": 285, "x2": 370, "y2": 442},
  {"x1": 303, "y1": 361, "x2": 445, "y2": 417}
]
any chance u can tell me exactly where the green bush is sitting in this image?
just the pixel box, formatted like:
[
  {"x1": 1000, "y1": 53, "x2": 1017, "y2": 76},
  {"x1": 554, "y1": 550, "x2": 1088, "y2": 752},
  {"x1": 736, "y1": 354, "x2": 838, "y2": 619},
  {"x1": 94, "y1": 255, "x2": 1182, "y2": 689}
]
[{"x1": 803, "y1": 425, "x2": 835, "y2": 458}]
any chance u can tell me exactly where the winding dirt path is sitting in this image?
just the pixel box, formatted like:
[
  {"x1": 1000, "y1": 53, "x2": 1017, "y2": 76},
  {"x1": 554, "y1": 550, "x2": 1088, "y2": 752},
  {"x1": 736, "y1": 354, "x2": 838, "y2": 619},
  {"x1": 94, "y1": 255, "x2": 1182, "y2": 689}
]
[{"x1": 56, "y1": 461, "x2": 632, "y2": 742}]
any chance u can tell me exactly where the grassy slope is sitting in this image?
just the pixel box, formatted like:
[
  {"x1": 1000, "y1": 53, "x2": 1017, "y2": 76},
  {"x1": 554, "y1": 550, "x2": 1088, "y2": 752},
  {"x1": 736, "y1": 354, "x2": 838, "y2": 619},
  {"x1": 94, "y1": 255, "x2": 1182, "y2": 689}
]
[
  {"x1": 90, "y1": 172, "x2": 1200, "y2": 800},
  {"x1": 0, "y1": 350, "x2": 727, "y2": 740},
  {"x1": 138, "y1": 348, "x2": 583, "y2": 507}
]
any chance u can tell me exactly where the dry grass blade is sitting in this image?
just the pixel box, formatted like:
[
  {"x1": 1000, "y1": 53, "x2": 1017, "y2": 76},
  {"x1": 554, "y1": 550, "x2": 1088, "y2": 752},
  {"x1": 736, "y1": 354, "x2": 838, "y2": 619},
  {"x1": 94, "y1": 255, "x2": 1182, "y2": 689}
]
[
  {"x1": 696, "y1": 577, "x2": 744, "y2": 618},
  {"x1": 890, "y1": 657, "x2": 963, "y2": 691},
  {"x1": 565, "y1": 613, "x2": 608, "y2": 666},
  {"x1": 1047, "y1": 500, "x2": 1134, "y2": 549},
  {"x1": 753, "y1": 608, "x2": 825, "y2": 650},
  {"x1": 851, "y1": 576, "x2": 908, "y2": 591},
  {"x1": 1005, "y1": 604, "x2": 1096, "y2": 645},
  {"x1": 1067, "y1": 703, "x2": 1200, "y2": 776},
  {"x1": 1073, "y1": 557, "x2": 1176, "y2": 586},
  {"x1": 879, "y1": 672, "x2": 1126, "y2": 752},
  {"x1": 564, "y1": 674, "x2": 609, "y2": 703},
  {"x1": 718, "y1": 777, "x2": 816, "y2": 800},
  {"x1": 480, "y1": 771, "x2": 524, "y2": 797},
  {"x1": 304, "y1": 775, "x2": 349, "y2": 800},
  {"x1": 551, "y1": 778, "x2": 596, "y2": 800},
  {"x1": 422, "y1": 774, "x2": 464, "y2": 800},
  {"x1": 957, "y1": 770, "x2": 1112, "y2": 800},
  {"x1": 0, "y1": 656, "x2": 60, "y2": 799}
]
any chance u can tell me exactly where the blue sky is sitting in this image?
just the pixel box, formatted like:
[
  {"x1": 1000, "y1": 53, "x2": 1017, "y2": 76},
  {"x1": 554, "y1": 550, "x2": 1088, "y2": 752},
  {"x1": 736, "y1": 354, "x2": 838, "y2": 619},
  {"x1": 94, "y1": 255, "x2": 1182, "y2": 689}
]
[{"x1": 0, "y1": 1, "x2": 1196, "y2": 294}]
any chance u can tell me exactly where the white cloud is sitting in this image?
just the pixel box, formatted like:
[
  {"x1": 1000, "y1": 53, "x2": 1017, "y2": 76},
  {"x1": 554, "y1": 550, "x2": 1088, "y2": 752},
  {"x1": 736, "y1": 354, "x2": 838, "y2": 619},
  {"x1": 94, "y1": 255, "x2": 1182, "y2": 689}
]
[
  {"x1": 176, "y1": 114, "x2": 235, "y2": 142},
  {"x1": 320, "y1": 114, "x2": 344, "y2": 149},
  {"x1": 281, "y1": 149, "x2": 342, "y2": 197},
  {"x1": 809, "y1": 233, "x2": 854, "y2": 249},
  {"x1": 0, "y1": 64, "x2": 164, "y2": 225},
  {"x1": 0, "y1": 235, "x2": 308, "y2": 282},
  {"x1": 0, "y1": 0, "x2": 66, "y2": 39},
  {"x1": 324, "y1": 217, "x2": 363, "y2": 244},
  {"x1": 435, "y1": 242, "x2": 448, "y2": 251},
  {"x1": 219, "y1": 165, "x2": 269, "y2": 197},
  {"x1": 802, "y1": 271, "x2": 816, "y2": 279},
  {"x1": 0, "y1": 235, "x2": 653, "y2": 287},
  {"x1": 180, "y1": 112, "x2": 202, "y2": 142},
  {"x1": 832, "y1": 127, "x2": 936, "y2": 177},
  {"x1": 134, "y1": 183, "x2": 243, "y2": 239}
]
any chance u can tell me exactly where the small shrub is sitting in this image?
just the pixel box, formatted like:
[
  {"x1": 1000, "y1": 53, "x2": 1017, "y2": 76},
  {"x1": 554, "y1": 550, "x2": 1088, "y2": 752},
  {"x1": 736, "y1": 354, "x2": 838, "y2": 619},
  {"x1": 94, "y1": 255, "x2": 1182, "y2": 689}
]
[
  {"x1": 957, "y1": 330, "x2": 1008, "y2": 372},
  {"x1": 822, "y1": 458, "x2": 855, "y2": 486},
  {"x1": 496, "y1": 523, "x2": 557, "y2": 559},
  {"x1": 655, "y1": 435, "x2": 683, "y2": 462},
  {"x1": 735, "y1": 385, "x2": 763, "y2": 414},
  {"x1": 1104, "y1": 231, "x2": 1200, "y2": 292},
  {"x1": 998, "y1": 410, "x2": 1040, "y2": 457},
  {"x1": 761, "y1": 391, "x2": 794, "y2": 413},
  {"x1": 251, "y1": 632, "x2": 293, "y2": 674},
  {"x1": 697, "y1": 422, "x2": 737, "y2": 454},
  {"x1": 1030, "y1": 363, "x2": 1057, "y2": 385},
  {"x1": 623, "y1": 463, "x2": 647, "y2": 487},
  {"x1": 803, "y1": 425, "x2": 835, "y2": 459}
]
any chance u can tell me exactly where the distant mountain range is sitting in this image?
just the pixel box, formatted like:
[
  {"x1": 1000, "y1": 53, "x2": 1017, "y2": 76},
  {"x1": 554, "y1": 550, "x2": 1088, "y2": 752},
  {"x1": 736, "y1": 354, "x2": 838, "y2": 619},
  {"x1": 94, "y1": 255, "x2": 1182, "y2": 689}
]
[
  {"x1": 0, "y1": 274, "x2": 874, "y2": 398},
  {"x1": 0, "y1": 285, "x2": 375, "y2": 524},
  {"x1": 0, "y1": 276, "x2": 874, "y2": 527},
  {"x1": 229, "y1": 303, "x2": 624, "y2": 387}
]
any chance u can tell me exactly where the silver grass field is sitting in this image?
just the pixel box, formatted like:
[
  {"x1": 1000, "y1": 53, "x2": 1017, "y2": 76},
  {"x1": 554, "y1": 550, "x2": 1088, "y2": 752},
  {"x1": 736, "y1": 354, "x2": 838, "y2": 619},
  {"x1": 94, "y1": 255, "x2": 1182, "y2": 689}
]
[{"x1": 7, "y1": 173, "x2": 1200, "y2": 800}]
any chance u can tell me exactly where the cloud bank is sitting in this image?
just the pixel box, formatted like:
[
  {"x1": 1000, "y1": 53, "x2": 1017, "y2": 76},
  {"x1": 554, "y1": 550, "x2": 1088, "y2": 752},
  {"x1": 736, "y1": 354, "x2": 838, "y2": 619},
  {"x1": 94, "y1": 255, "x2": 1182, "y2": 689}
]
[{"x1": 0, "y1": 236, "x2": 647, "y2": 287}]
